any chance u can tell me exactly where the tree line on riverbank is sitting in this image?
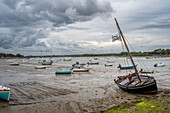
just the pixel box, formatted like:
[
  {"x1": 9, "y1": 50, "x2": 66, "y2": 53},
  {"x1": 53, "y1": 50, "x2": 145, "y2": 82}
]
[{"x1": 0, "y1": 48, "x2": 170, "y2": 58}]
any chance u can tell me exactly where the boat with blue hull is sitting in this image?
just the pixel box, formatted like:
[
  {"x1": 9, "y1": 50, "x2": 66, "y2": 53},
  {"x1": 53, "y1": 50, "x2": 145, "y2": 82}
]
[
  {"x1": 117, "y1": 64, "x2": 137, "y2": 70},
  {"x1": 0, "y1": 86, "x2": 10, "y2": 101}
]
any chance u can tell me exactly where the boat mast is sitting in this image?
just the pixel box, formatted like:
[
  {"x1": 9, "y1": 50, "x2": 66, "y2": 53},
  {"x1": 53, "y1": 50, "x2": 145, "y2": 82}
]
[{"x1": 114, "y1": 18, "x2": 141, "y2": 82}]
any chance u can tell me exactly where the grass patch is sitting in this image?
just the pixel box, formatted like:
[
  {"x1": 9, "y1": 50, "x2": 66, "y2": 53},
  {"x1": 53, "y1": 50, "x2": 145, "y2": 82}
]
[{"x1": 104, "y1": 96, "x2": 170, "y2": 113}]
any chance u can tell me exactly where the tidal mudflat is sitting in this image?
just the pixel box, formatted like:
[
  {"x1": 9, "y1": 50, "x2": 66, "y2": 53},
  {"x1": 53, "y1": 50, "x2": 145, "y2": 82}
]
[{"x1": 0, "y1": 57, "x2": 170, "y2": 113}]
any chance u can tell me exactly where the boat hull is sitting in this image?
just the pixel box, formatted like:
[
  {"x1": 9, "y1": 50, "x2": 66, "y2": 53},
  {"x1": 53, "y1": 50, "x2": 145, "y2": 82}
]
[
  {"x1": 0, "y1": 91, "x2": 10, "y2": 101},
  {"x1": 115, "y1": 76, "x2": 157, "y2": 94},
  {"x1": 55, "y1": 70, "x2": 72, "y2": 74},
  {"x1": 72, "y1": 69, "x2": 89, "y2": 72},
  {"x1": 87, "y1": 62, "x2": 99, "y2": 65}
]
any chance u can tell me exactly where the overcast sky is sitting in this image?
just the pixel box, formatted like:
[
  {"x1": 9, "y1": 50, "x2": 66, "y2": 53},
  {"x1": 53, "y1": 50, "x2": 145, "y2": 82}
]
[{"x1": 0, "y1": 0, "x2": 170, "y2": 55}]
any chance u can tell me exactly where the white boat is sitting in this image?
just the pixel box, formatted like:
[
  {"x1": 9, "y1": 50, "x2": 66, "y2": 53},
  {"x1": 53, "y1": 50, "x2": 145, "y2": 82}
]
[
  {"x1": 10, "y1": 62, "x2": 19, "y2": 66},
  {"x1": 72, "y1": 68, "x2": 89, "y2": 72},
  {"x1": 94, "y1": 57, "x2": 99, "y2": 60},
  {"x1": 154, "y1": 63, "x2": 165, "y2": 67},
  {"x1": 105, "y1": 64, "x2": 113, "y2": 67},
  {"x1": 63, "y1": 57, "x2": 72, "y2": 61},
  {"x1": 0, "y1": 85, "x2": 10, "y2": 101},
  {"x1": 72, "y1": 62, "x2": 86, "y2": 68},
  {"x1": 107, "y1": 60, "x2": 115, "y2": 63},
  {"x1": 35, "y1": 66, "x2": 46, "y2": 69},
  {"x1": 42, "y1": 60, "x2": 53, "y2": 65},
  {"x1": 87, "y1": 61, "x2": 99, "y2": 65}
]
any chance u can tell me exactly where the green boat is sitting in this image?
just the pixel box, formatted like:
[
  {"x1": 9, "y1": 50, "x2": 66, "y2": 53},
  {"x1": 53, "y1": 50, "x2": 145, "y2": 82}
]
[
  {"x1": 55, "y1": 70, "x2": 72, "y2": 74},
  {"x1": 0, "y1": 85, "x2": 10, "y2": 101}
]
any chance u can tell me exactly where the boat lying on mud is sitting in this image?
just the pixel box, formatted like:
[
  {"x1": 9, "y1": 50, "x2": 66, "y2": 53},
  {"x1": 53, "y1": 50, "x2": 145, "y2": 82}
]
[
  {"x1": 113, "y1": 18, "x2": 157, "y2": 94},
  {"x1": 139, "y1": 69, "x2": 154, "y2": 74},
  {"x1": 35, "y1": 66, "x2": 46, "y2": 69},
  {"x1": 10, "y1": 62, "x2": 19, "y2": 66},
  {"x1": 72, "y1": 68, "x2": 89, "y2": 72},
  {"x1": 55, "y1": 70, "x2": 72, "y2": 75},
  {"x1": 0, "y1": 85, "x2": 10, "y2": 101},
  {"x1": 154, "y1": 63, "x2": 165, "y2": 67},
  {"x1": 42, "y1": 60, "x2": 53, "y2": 65},
  {"x1": 87, "y1": 60, "x2": 99, "y2": 65},
  {"x1": 117, "y1": 64, "x2": 137, "y2": 70}
]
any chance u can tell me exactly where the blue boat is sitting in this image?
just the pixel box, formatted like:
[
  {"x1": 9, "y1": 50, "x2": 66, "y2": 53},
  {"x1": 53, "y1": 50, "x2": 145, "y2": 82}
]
[
  {"x1": 117, "y1": 64, "x2": 137, "y2": 70},
  {"x1": 55, "y1": 70, "x2": 72, "y2": 74},
  {"x1": 42, "y1": 60, "x2": 53, "y2": 65},
  {"x1": 0, "y1": 86, "x2": 10, "y2": 101}
]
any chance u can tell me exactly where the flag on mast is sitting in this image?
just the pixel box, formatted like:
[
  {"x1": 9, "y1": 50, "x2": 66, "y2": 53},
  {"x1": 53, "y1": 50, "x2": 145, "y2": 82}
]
[{"x1": 112, "y1": 35, "x2": 121, "y2": 42}]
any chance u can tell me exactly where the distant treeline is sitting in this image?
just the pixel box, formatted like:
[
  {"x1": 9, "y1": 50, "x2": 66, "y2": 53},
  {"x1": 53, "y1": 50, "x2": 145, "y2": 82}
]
[
  {"x1": 0, "y1": 53, "x2": 24, "y2": 58},
  {"x1": 0, "y1": 48, "x2": 170, "y2": 58}
]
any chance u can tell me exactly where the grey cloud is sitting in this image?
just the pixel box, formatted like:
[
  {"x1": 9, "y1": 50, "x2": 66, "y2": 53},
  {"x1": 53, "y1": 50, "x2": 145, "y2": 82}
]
[
  {"x1": 137, "y1": 18, "x2": 170, "y2": 30},
  {"x1": 0, "y1": 0, "x2": 113, "y2": 50}
]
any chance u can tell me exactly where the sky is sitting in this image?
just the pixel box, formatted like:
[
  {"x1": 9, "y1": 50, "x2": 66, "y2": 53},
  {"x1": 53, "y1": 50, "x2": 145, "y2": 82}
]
[{"x1": 0, "y1": 0, "x2": 170, "y2": 55}]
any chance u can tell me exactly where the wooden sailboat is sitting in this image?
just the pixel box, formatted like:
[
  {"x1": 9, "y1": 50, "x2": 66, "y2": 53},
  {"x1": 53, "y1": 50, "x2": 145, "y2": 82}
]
[{"x1": 113, "y1": 18, "x2": 157, "y2": 94}]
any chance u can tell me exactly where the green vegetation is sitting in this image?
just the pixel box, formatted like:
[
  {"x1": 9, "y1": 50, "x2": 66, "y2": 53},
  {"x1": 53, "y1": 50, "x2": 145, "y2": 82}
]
[
  {"x1": 0, "y1": 53, "x2": 24, "y2": 58},
  {"x1": 0, "y1": 48, "x2": 170, "y2": 58},
  {"x1": 104, "y1": 96, "x2": 170, "y2": 113}
]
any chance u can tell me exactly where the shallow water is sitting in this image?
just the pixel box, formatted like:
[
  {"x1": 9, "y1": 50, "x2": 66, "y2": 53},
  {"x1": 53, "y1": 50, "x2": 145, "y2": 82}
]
[{"x1": 0, "y1": 57, "x2": 170, "y2": 113}]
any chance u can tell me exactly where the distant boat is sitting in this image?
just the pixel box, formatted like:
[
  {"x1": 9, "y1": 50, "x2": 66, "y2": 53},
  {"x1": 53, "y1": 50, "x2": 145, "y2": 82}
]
[
  {"x1": 10, "y1": 62, "x2": 19, "y2": 66},
  {"x1": 113, "y1": 18, "x2": 157, "y2": 94},
  {"x1": 154, "y1": 63, "x2": 165, "y2": 67},
  {"x1": 72, "y1": 68, "x2": 89, "y2": 72},
  {"x1": 105, "y1": 64, "x2": 113, "y2": 67},
  {"x1": 35, "y1": 66, "x2": 46, "y2": 69},
  {"x1": 72, "y1": 62, "x2": 86, "y2": 68},
  {"x1": 0, "y1": 85, "x2": 10, "y2": 101},
  {"x1": 94, "y1": 57, "x2": 99, "y2": 60},
  {"x1": 55, "y1": 70, "x2": 72, "y2": 74},
  {"x1": 63, "y1": 57, "x2": 72, "y2": 61},
  {"x1": 42, "y1": 60, "x2": 53, "y2": 65},
  {"x1": 117, "y1": 64, "x2": 137, "y2": 70},
  {"x1": 107, "y1": 60, "x2": 115, "y2": 63},
  {"x1": 87, "y1": 60, "x2": 99, "y2": 65},
  {"x1": 139, "y1": 69, "x2": 154, "y2": 74}
]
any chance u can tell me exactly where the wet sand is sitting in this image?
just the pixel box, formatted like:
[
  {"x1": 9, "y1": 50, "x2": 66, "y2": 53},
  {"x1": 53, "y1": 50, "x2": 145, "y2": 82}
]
[{"x1": 0, "y1": 58, "x2": 170, "y2": 113}]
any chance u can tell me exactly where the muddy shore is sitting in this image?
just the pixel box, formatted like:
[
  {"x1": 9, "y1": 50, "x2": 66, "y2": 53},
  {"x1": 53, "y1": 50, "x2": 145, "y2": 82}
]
[{"x1": 0, "y1": 58, "x2": 170, "y2": 113}]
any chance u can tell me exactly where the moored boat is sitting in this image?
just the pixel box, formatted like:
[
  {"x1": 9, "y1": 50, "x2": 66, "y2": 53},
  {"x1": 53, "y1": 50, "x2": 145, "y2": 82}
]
[
  {"x1": 113, "y1": 18, "x2": 157, "y2": 94},
  {"x1": 55, "y1": 70, "x2": 72, "y2": 74},
  {"x1": 139, "y1": 69, "x2": 154, "y2": 74},
  {"x1": 0, "y1": 86, "x2": 10, "y2": 101},
  {"x1": 35, "y1": 66, "x2": 46, "y2": 69},
  {"x1": 117, "y1": 64, "x2": 137, "y2": 70},
  {"x1": 42, "y1": 60, "x2": 53, "y2": 65},
  {"x1": 72, "y1": 68, "x2": 89, "y2": 72},
  {"x1": 87, "y1": 60, "x2": 99, "y2": 65},
  {"x1": 154, "y1": 63, "x2": 165, "y2": 67},
  {"x1": 10, "y1": 62, "x2": 19, "y2": 66},
  {"x1": 107, "y1": 60, "x2": 115, "y2": 63},
  {"x1": 105, "y1": 64, "x2": 113, "y2": 67}
]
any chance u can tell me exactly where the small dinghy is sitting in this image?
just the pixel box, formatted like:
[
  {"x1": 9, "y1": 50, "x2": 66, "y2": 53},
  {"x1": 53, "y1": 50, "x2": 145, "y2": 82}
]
[
  {"x1": 87, "y1": 60, "x2": 99, "y2": 65},
  {"x1": 117, "y1": 64, "x2": 137, "y2": 70},
  {"x1": 72, "y1": 68, "x2": 89, "y2": 72},
  {"x1": 72, "y1": 62, "x2": 86, "y2": 68},
  {"x1": 42, "y1": 60, "x2": 53, "y2": 65},
  {"x1": 107, "y1": 60, "x2": 115, "y2": 63},
  {"x1": 105, "y1": 64, "x2": 113, "y2": 67},
  {"x1": 139, "y1": 69, "x2": 154, "y2": 74},
  {"x1": 55, "y1": 70, "x2": 72, "y2": 74},
  {"x1": 10, "y1": 62, "x2": 19, "y2": 66},
  {"x1": 35, "y1": 66, "x2": 46, "y2": 69},
  {"x1": 0, "y1": 86, "x2": 10, "y2": 101},
  {"x1": 154, "y1": 63, "x2": 165, "y2": 67}
]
